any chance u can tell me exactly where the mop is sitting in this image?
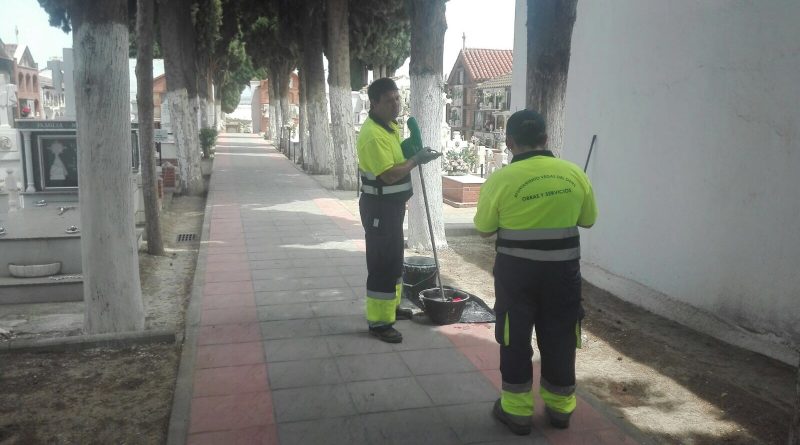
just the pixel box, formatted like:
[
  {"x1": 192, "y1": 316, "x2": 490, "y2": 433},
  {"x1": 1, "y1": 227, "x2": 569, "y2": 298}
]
[{"x1": 401, "y1": 117, "x2": 448, "y2": 300}]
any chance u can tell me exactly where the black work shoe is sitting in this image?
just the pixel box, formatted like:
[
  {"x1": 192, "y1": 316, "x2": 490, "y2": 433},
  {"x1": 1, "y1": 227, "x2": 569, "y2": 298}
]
[
  {"x1": 545, "y1": 406, "x2": 570, "y2": 429},
  {"x1": 492, "y1": 399, "x2": 532, "y2": 436},
  {"x1": 395, "y1": 307, "x2": 413, "y2": 320},
  {"x1": 369, "y1": 326, "x2": 403, "y2": 343}
]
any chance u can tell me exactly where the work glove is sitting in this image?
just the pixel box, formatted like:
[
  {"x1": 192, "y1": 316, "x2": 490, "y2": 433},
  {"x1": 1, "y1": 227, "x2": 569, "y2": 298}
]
[{"x1": 411, "y1": 147, "x2": 442, "y2": 165}]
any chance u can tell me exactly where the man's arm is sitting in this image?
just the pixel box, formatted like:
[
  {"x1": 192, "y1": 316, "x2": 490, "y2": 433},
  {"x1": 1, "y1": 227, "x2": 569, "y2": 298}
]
[
  {"x1": 378, "y1": 159, "x2": 417, "y2": 185},
  {"x1": 478, "y1": 230, "x2": 496, "y2": 238}
]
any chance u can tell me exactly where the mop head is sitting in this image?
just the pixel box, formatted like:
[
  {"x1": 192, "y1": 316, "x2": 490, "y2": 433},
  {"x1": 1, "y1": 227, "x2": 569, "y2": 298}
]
[{"x1": 401, "y1": 117, "x2": 424, "y2": 159}]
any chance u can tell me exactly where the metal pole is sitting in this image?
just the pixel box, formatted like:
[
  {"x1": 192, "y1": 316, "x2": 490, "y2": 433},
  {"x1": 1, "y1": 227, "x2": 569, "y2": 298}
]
[
  {"x1": 584, "y1": 135, "x2": 597, "y2": 173},
  {"x1": 417, "y1": 164, "x2": 446, "y2": 298}
]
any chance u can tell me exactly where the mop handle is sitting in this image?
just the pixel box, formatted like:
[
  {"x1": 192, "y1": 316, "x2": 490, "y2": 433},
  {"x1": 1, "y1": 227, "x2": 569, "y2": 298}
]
[{"x1": 417, "y1": 164, "x2": 446, "y2": 297}]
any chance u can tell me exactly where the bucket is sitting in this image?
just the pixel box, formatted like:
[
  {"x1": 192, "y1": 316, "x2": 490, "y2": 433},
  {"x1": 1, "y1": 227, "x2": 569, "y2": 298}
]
[
  {"x1": 419, "y1": 286, "x2": 470, "y2": 325},
  {"x1": 403, "y1": 256, "x2": 438, "y2": 299}
]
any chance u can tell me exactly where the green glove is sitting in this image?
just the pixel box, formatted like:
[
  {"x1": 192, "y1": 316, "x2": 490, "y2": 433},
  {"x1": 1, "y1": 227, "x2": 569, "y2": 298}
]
[
  {"x1": 401, "y1": 117, "x2": 424, "y2": 159},
  {"x1": 411, "y1": 147, "x2": 442, "y2": 166}
]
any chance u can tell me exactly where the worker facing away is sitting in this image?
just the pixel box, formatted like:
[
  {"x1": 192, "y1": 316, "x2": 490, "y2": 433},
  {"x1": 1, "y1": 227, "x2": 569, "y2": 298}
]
[
  {"x1": 357, "y1": 78, "x2": 440, "y2": 343},
  {"x1": 474, "y1": 109, "x2": 598, "y2": 434}
]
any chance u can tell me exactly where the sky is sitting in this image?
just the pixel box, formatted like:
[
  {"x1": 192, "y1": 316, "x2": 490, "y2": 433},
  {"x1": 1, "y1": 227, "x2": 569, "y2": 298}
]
[{"x1": 0, "y1": 0, "x2": 516, "y2": 74}]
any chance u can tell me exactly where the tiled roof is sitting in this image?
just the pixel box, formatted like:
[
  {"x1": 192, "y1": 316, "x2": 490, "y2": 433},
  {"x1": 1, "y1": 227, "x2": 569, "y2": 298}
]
[
  {"x1": 459, "y1": 48, "x2": 513, "y2": 83},
  {"x1": 477, "y1": 72, "x2": 513, "y2": 89}
]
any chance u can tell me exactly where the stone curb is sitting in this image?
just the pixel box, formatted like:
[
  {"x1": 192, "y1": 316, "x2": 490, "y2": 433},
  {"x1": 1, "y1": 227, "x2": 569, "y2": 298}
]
[
  {"x1": 166, "y1": 167, "x2": 214, "y2": 445},
  {"x1": 0, "y1": 329, "x2": 176, "y2": 353}
]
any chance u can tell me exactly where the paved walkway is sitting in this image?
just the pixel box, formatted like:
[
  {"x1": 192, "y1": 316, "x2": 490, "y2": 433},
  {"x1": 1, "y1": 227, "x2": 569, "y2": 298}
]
[{"x1": 168, "y1": 134, "x2": 642, "y2": 445}]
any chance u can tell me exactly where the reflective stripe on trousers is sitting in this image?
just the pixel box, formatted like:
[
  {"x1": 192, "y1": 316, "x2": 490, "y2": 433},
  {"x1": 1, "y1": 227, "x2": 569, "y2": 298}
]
[{"x1": 366, "y1": 279, "x2": 402, "y2": 328}]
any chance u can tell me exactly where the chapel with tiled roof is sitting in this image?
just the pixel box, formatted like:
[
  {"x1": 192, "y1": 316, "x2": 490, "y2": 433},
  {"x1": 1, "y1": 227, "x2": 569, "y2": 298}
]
[{"x1": 446, "y1": 48, "x2": 513, "y2": 139}]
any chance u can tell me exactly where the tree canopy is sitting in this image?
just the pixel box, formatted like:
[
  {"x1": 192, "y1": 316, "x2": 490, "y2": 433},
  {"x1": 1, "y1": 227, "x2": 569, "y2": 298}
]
[{"x1": 349, "y1": 1, "x2": 411, "y2": 76}]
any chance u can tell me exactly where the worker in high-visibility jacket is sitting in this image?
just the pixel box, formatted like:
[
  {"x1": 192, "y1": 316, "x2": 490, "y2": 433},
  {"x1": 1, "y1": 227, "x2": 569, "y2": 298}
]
[
  {"x1": 357, "y1": 78, "x2": 440, "y2": 343},
  {"x1": 474, "y1": 109, "x2": 597, "y2": 435}
]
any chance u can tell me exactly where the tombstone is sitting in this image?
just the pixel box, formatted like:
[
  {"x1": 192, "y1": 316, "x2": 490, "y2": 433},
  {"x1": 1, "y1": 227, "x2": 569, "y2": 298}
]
[{"x1": 5, "y1": 168, "x2": 19, "y2": 212}]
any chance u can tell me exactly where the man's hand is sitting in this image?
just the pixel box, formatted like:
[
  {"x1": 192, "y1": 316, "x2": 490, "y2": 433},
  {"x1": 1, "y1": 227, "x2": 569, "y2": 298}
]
[{"x1": 411, "y1": 147, "x2": 442, "y2": 166}]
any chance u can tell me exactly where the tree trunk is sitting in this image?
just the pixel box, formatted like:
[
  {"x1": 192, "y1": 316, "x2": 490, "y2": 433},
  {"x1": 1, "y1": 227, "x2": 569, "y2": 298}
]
[
  {"x1": 214, "y1": 96, "x2": 222, "y2": 131},
  {"x1": 407, "y1": 0, "x2": 447, "y2": 251},
  {"x1": 70, "y1": 0, "x2": 145, "y2": 333},
  {"x1": 298, "y1": 67, "x2": 309, "y2": 169},
  {"x1": 159, "y1": 0, "x2": 203, "y2": 195},
  {"x1": 303, "y1": 3, "x2": 333, "y2": 174},
  {"x1": 526, "y1": 0, "x2": 578, "y2": 155},
  {"x1": 136, "y1": 0, "x2": 164, "y2": 256},
  {"x1": 197, "y1": 57, "x2": 214, "y2": 130},
  {"x1": 327, "y1": 0, "x2": 358, "y2": 190},
  {"x1": 277, "y1": 67, "x2": 291, "y2": 154},
  {"x1": 268, "y1": 76, "x2": 278, "y2": 143}
]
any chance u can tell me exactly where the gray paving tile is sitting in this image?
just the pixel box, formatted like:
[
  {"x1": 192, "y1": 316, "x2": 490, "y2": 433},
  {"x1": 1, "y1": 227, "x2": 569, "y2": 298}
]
[
  {"x1": 272, "y1": 384, "x2": 357, "y2": 422},
  {"x1": 277, "y1": 416, "x2": 368, "y2": 445},
  {"x1": 248, "y1": 250, "x2": 289, "y2": 261},
  {"x1": 268, "y1": 358, "x2": 342, "y2": 389},
  {"x1": 257, "y1": 303, "x2": 314, "y2": 321},
  {"x1": 325, "y1": 249, "x2": 363, "y2": 258},
  {"x1": 264, "y1": 337, "x2": 332, "y2": 362},
  {"x1": 417, "y1": 372, "x2": 499, "y2": 406},
  {"x1": 343, "y1": 274, "x2": 367, "y2": 287},
  {"x1": 260, "y1": 319, "x2": 321, "y2": 340},
  {"x1": 335, "y1": 352, "x2": 412, "y2": 382},
  {"x1": 263, "y1": 266, "x2": 341, "y2": 279},
  {"x1": 400, "y1": 348, "x2": 477, "y2": 376},
  {"x1": 326, "y1": 333, "x2": 396, "y2": 356},
  {"x1": 338, "y1": 265, "x2": 365, "y2": 276},
  {"x1": 284, "y1": 248, "x2": 325, "y2": 259},
  {"x1": 303, "y1": 287, "x2": 358, "y2": 302},
  {"x1": 255, "y1": 290, "x2": 308, "y2": 306},
  {"x1": 347, "y1": 377, "x2": 432, "y2": 414},
  {"x1": 391, "y1": 323, "x2": 457, "y2": 351},
  {"x1": 249, "y1": 259, "x2": 291, "y2": 270},
  {"x1": 439, "y1": 402, "x2": 547, "y2": 444},
  {"x1": 318, "y1": 315, "x2": 367, "y2": 335},
  {"x1": 469, "y1": 438, "x2": 548, "y2": 445},
  {"x1": 311, "y1": 300, "x2": 364, "y2": 317},
  {"x1": 253, "y1": 275, "x2": 348, "y2": 292},
  {"x1": 361, "y1": 408, "x2": 461, "y2": 445},
  {"x1": 329, "y1": 256, "x2": 366, "y2": 266}
]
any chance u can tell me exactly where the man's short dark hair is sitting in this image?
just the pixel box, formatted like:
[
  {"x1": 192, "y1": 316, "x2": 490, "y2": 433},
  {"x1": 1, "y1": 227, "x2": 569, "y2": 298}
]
[
  {"x1": 506, "y1": 109, "x2": 547, "y2": 147},
  {"x1": 367, "y1": 78, "x2": 399, "y2": 105}
]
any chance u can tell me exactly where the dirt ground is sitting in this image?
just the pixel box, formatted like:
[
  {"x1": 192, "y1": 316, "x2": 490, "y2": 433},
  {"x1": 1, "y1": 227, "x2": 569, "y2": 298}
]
[
  {"x1": 419, "y1": 236, "x2": 796, "y2": 445},
  {"x1": 0, "y1": 190, "x2": 206, "y2": 445}
]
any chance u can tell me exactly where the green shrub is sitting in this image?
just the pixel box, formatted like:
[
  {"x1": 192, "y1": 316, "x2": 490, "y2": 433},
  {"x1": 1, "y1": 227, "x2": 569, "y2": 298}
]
[{"x1": 199, "y1": 128, "x2": 218, "y2": 159}]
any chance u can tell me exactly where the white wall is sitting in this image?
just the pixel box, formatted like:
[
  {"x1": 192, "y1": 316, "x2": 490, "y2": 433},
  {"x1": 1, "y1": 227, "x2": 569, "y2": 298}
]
[{"x1": 558, "y1": 0, "x2": 800, "y2": 363}]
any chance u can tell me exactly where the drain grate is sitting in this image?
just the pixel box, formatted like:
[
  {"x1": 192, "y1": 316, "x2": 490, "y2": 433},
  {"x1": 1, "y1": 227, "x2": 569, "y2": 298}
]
[{"x1": 176, "y1": 233, "x2": 197, "y2": 243}]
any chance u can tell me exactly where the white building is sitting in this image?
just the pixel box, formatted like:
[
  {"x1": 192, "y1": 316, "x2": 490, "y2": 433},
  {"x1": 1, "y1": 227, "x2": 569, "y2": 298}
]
[{"x1": 513, "y1": 0, "x2": 800, "y2": 364}]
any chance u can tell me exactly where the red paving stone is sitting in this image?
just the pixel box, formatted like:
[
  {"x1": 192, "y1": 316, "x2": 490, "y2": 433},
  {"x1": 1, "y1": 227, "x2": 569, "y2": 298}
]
[
  {"x1": 195, "y1": 342, "x2": 265, "y2": 369},
  {"x1": 458, "y1": 344, "x2": 500, "y2": 370},
  {"x1": 193, "y1": 364, "x2": 269, "y2": 397},
  {"x1": 205, "y1": 261, "x2": 251, "y2": 273},
  {"x1": 187, "y1": 425, "x2": 279, "y2": 445},
  {"x1": 201, "y1": 307, "x2": 259, "y2": 325},
  {"x1": 197, "y1": 323, "x2": 262, "y2": 345},
  {"x1": 205, "y1": 270, "x2": 252, "y2": 283},
  {"x1": 189, "y1": 391, "x2": 274, "y2": 433},
  {"x1": 202, "y1": 293, "x2": 256, "y2": 310}
]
